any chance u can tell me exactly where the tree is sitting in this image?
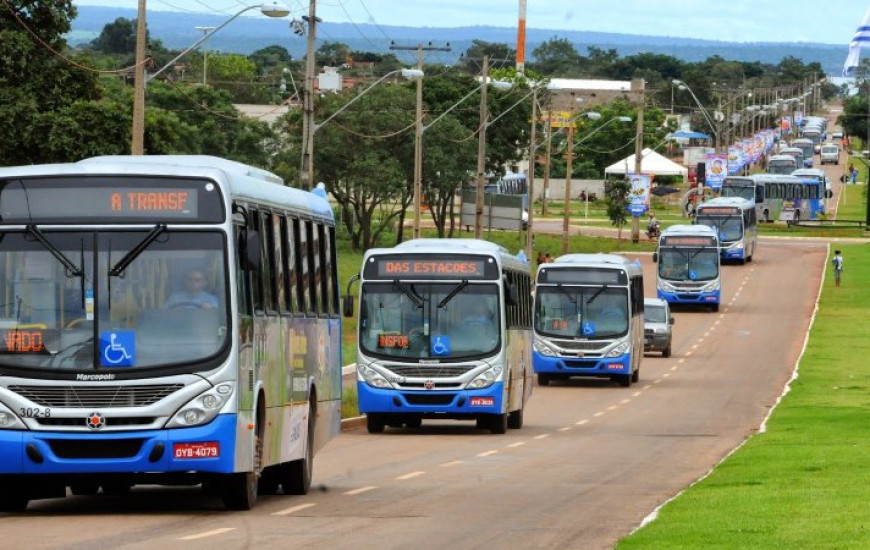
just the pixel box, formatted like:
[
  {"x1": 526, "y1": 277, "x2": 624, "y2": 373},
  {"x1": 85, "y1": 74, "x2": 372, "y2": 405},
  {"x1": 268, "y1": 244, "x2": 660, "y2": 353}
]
[
  {"x1": 605, "y1": 178, "x2": 631, "y2": 242},
  {"x1": 90, "y1": 17, "x2": 137, "y2": 55},
  {"x1": 461, "y1": 40, "x2": 516, "y2": 74},
  {"x1": 530, "y1": 37, "x2": 582, "y2": 76},
  {"x1": 317, "y1": 41, "x2": 350, "y2": 67}
]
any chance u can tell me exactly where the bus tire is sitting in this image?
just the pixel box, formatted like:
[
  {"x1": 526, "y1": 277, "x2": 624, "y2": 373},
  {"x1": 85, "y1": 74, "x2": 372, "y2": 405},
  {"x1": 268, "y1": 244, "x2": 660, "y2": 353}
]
[
  {"x1": 405, "y1": 417, "x2": 422, "y2": 429},
  {"x1": 662, "y1": 344, "x2": 672, "y2": 358},
  {"x1": 631, "y1": 367, "x2": 640, "y2": 383},
  {"x1": 489, "y1": 413, "x2": 508, "y2": 434},
  {"x1": 618, "y1": 374, "x2": 632, "y2": 387},
  {"x1": 537, "y1": 373, "x2": 550, "y2": 386},
  {"x1": 711, "y1": 304, "x2": 720, "y2": 312},
  {"x1": 507, "y1": 407, "x2": 524, "y2": 430},
  {"x1": 282, "y1": 401, "x2": 315, "y2": 495},
  {"x1": 70, "y1": 481, "x2": 100, "y2": 496},
  {"x1": 0, "y1": 494, "x2": 28, "y2": 512},
  {"x1": 366, "y1": 413, "x2": 386, "y2": 434},
  {"x1": 222, "y1": 404, "x2": 263, "y2": 510}
]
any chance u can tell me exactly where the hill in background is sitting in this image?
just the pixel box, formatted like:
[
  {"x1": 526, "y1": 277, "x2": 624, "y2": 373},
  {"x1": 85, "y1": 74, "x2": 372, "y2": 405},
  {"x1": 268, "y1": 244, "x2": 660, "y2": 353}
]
[{"x1": 69, "y1": 6, "x2": 848, "y2": 75}]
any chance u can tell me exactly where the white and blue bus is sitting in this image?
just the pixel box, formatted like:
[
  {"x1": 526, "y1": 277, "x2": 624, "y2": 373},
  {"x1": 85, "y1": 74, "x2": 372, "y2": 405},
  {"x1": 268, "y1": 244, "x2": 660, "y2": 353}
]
[
  {"x1": 654, "y1": 225, "x2": 721, "y2": 311},
  {"x1": 0, "y1": 155, "x2": 342, "y2": 511},
  {"x1": 532, "y1": 254, "x2": 644, "y2": 388},
  {"x1": 347, "y1": 239, "x2": 533, "y2": 434},
  {"x1": 761, "y1": 174, "x2": 825, "y2": 222},
  {"x1": 694, "y1": 197, "x2": 757, "y2": 263}
]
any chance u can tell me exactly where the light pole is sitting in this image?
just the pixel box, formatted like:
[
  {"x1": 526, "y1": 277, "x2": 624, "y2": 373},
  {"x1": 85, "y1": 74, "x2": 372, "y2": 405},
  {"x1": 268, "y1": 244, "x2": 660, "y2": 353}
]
[
  {"x1": 300, "y1": 0, "x2": 322, "y2": 191},
  {"x1": 672, "y1": 79, "x2": 718, "y2": 151},
  {"x1": 131, "y1": 3, "x2": 291, "y2": 154},
  {"x1": 194, "y1": 26, "x2": 216, "y2": 86},
  {"x1": 474, "y1": 56, "x2": 490, "y2": 239}
]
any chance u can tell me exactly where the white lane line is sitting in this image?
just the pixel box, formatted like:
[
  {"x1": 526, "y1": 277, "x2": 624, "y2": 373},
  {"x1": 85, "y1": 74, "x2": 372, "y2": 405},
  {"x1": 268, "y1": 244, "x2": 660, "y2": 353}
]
[
  {"x1": 508, "y1": 441, "x2": 526, "y2": 448},
  {"x1": 534, "y1": 434, "x2": 551, "y2": 440},
  {"x1": 719, "y1": 314, "x2": 725, "y2": 319},
  {"x1": 632, "y1": 391, "x2": 643, "y2": 397},
  {"x1": 691, "y1": 344, "x2": 699, "y2": 350},
  {"x1": 663, "y1": 373, "x2": 671, "y2": 378},
  {"x1": 272, "y1": 503, "x2": 317, "y2": 517},
  {"x1": 343, "y1": 486, "x2": 377, "y2": 496},
  {"x1": 606, "y1": 405, "x2": 619, "y2": 411},
  {"x1": 654, "y1": 379, "x2": 663, "y2": 384},
  {"x1": 477, "y1": 450, "x2": 499, "y2": 457},
  {"x1": 643, "y1": 385, "x2": 653, "y2": 390},
  {"x1": 396, "y1": 471, "x2": 426, "y2": 480},
  {"x1": 620, "y1": 399, "x2": 631, "y2": 404},
  {"x1": 593, "y1": 411, "x2": 605, "y2": 417},
  {"x1": 441, "y1": 460, "x2": 464, "y2": 467},
  {"x1": 670, "y1": 366, "x2": 678, "y2": 371},
  {"x1": 685, "y1": 351, "x2": 693, "y2": 357},
  {"x1": 558, "y1": 427, "x2": 572, "y2": 432},
  {"x1": 704, "y1": 331, "x2": 711, "y2": 337},
  {"x1": 178, "y1": 528, "x2": 236, "y2": 541},
  {"x1": 575, "y1": 419, "x2": 589, "y2": 426},
  {"x1": 714, "y1": 320, "x2": 721, "y2": 326},
  {"x1": 678, "y1": 358, "x2": 686, "y2": 364}
]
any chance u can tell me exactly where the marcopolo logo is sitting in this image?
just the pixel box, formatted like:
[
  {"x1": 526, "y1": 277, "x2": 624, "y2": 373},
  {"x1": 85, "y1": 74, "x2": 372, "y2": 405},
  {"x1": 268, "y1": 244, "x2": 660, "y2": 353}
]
[
  {"x1": 76, "y1": 373, "x2": 116, "y2": 381},
  {"x1": 86, "y1": 412, "x2": 105, "y2": 430}
]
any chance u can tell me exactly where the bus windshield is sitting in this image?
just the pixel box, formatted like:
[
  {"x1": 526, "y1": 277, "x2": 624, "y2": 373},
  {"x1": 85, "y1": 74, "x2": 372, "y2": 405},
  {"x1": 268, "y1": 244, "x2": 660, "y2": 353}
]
[
  {"x1": 768, "y1": 160, "x2": 795, "y2": 175},
  {"x1": 534, "y1": 286, "x2": 628, "y2": 339},
  {"x1": 658, "y1": 247, "x2": 719, "y2": 282},
  {"x1": 722, "y1": 183, "x2": 754, "y2": 201},
  {"x1": 695, "y1": 214, "x2": 743, "y2": 242},
  {"x1": 0, "y1": 230, "x2": 228, "y2": 371},
  {"x1": 359, "y1": 282, "x2": 500, "y2": 360}
]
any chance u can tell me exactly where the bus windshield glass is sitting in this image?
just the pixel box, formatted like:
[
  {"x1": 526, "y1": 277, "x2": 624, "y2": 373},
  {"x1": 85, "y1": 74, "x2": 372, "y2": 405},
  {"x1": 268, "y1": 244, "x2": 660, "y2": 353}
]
[
  {"x1": 658, "y1": 247, "x2": 719, "y2": 282},
  {"x1": 768, "y1": 159, "x2": 795, "y2": 175},
  {"x1": 0, "y1": 230, "x2": 228, "y2": 371},
  {"x1": 722, "y1": 181, "x2": 754, "y2": 201},
  {"x1": 534, "y1": 286, "x2": 628, "y2": 339},
  {"x1": 695, "y1": 214, "x2": 743, "y2": 241},
  {"x1": 359, "y1": 282, "x2": 500, "y2": 360}
]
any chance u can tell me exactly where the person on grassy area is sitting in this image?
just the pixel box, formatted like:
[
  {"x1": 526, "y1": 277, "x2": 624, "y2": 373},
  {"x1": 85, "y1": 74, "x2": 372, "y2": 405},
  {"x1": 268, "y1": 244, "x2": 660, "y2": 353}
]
[
  {"x1": 850, "y1": 164, "x2": 858, "y2": 185},
  {"x1": 832, "y1": 249, "x2": 844, "y2": 287}
]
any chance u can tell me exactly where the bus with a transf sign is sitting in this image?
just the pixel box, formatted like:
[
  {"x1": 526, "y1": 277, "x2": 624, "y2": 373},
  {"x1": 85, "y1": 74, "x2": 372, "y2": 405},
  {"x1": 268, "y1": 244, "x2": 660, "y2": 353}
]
[
  {"x1": 0, "y1": 155, "x2": 342, "y2": 511},
  {"x1": 532, "y1": 254, "x2": 644, "y2": 387},
  {"x1": 654, "y1": 225, "x2": 721, "y2": 311},
  {"x1": 346, "y1": 239, "x2": 533, "y2": 434},
  {"x1": 694, "y1": 197, "x2": 757, "y2": 263}
]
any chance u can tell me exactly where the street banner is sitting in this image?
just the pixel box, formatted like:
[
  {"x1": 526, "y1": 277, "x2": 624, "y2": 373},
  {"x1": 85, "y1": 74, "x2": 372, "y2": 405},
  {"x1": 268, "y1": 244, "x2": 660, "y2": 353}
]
[
  {"x1": 781, "y1": 116, "x2": 792, "y2": 134},
  {"x1": 626, "y1": 173, "x2": 651, "y2": 217},
  {"x1": 844, "y1": 6, "x2": 870, "y2": 76},
  {"x1": 704, "y1": 153, "x2": 727, "y2": 190},
  {"x1": 794, "y1": 110, "x2": 804, "y2": 126}
]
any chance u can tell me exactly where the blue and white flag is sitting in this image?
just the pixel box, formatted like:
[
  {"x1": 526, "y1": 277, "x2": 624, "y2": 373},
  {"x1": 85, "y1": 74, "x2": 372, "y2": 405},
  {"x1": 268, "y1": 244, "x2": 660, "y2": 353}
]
[{"x1": 844, "y1": 6, "x2": 870, "y2": 76}]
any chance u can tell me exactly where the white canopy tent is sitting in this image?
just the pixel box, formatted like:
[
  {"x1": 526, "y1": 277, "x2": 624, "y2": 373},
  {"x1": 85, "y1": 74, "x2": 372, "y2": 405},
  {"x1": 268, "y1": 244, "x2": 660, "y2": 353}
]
[{"x1": 604, "y1": 148, "x2": 688, "y2": 179}]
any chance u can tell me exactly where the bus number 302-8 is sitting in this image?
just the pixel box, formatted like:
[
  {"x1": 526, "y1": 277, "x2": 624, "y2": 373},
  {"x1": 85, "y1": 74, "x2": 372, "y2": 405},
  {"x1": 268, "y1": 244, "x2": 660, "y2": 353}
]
[{"x1": 20, "y1": 407, "x2": 50, "y2": 418}]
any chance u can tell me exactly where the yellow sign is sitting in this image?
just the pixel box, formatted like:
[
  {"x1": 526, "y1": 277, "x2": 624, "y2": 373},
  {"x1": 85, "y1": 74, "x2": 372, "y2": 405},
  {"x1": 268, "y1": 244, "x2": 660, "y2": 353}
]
[{"x1": 542, "y1": 111, "x2": 575, "y2": 129}]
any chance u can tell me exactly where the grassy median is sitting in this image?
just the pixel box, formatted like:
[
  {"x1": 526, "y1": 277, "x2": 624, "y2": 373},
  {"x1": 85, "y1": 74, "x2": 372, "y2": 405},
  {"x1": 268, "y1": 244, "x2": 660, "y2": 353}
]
[{"x1": 617, "y1": 242, "x2": 870, "y2": 549}]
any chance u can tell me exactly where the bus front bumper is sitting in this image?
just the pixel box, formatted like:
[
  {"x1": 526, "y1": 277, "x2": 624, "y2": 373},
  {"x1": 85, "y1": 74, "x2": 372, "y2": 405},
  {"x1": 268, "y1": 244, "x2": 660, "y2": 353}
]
[
  {"x1": 357, "y1": 381, "x2": 504, "y2": 416},
  {"x1": 658, "y1": 290, "x2": 720, "y2": 305},
  {"x1": 533, "y1": 352, "x2": 631, "y2": 376},
  {"x1": 0, "y1": 414, "x2": 237, "y2": 475}
]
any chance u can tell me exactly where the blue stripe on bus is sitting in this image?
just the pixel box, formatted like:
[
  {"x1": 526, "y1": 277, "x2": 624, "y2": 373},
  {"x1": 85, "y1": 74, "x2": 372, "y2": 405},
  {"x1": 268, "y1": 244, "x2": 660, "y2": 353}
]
[
  {"x1": 533, "y1": 351, "x2": 631, "y2": 376},
  {"x1": 357, "y1": 381, "x2": 505, "y2": 415},
  {"x1": 657, "y1": 290, "x2": 720, "y2": 305}
]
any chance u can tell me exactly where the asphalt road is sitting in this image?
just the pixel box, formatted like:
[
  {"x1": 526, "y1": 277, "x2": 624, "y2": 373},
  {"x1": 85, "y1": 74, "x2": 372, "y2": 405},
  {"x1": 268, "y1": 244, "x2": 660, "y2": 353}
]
[{"x1": 4, "y1": 240, "x2": 826, "y2": 550}]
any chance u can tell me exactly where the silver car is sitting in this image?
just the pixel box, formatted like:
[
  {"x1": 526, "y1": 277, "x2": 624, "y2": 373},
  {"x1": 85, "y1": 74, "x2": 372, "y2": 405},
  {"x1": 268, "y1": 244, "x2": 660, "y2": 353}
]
[{"x1": 644, "y1": 298, "x2": 674, "y2": 357}]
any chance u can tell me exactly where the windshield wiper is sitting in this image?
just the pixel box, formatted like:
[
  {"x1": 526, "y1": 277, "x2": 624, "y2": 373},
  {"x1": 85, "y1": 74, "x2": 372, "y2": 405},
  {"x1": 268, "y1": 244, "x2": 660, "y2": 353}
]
[
  {"x1": 26, "y1": 225, "x2": 82, "y2": 277},
  {"x1": 109, "y1": 224, "x2": 166, "y2": 277},
  {"x1": 555, "y1": 283, "x2": 577, "y2": 304},
  {"x1": 437, "y1": 280, "x2": 469, "y2": 309},
  {"x1": 586, "y1": 284, "x2": 608, "y2": 305},
  {"x1": 392, "y1": 279, "x2": 423, "y2": 308}
]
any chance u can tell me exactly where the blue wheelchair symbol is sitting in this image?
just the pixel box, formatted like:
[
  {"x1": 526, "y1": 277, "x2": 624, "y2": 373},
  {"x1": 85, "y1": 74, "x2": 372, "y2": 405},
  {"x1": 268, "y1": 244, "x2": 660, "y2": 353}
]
[
  {"x1": 689, "y1": 270, "x2": 698, "y2": 281},
  {"x1": 431, "y1": 336, "x2": 450, "y2": 356},
  {"x1": 99, "y1": 331, "x2": 135, "y2": 367},
  {"x1": 581, "y1": 322, "x2": 596, "y2": 336}
]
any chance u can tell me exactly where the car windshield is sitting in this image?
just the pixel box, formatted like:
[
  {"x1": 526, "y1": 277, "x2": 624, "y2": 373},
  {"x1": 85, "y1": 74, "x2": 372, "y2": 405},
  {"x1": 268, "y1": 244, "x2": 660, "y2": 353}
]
[
  {"x1": 359, "y1": 282, "x2": 500, "y2": 361},
  {"x1": 534, "y1": 286, "x2": 628, "y2": 340},
  {"x1": 0, "y1": 230, "x2": 228, "y2": 372},
  {"x1": 643, "y1": 305, "x2": 667, "y2": 323},
  {"x1": 658, "y1": 247, "x2": 719, "y2": 282},
  {"x1": 695, "y1": 215, "x2": 743, "y2": 242}
]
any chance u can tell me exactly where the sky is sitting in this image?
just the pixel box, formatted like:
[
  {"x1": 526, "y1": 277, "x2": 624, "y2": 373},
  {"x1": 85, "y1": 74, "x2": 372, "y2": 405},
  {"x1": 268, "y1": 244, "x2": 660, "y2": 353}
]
[{"x1": 72, "y1": 0, "x2": 868, "y2": 45}]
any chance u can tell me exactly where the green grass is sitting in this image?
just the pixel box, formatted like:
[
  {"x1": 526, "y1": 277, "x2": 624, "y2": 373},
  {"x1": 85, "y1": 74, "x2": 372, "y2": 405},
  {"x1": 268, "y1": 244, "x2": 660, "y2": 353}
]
[
  {"x1": 617, "y1": 243, "x2": 870, "y2": 549},
  {"x1": 341, "y1": 386, "x2": 359, "y2": 419}
]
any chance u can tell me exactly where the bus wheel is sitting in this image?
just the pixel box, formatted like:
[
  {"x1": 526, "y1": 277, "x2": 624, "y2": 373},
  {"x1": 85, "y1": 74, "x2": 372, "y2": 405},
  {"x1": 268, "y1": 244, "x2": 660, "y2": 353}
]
[
  {"x1": 662, "y1": 344, "x2": 672, "y2": 358},
  {"x1": 258, "y1": 466, "x2": 280, "y2": 495},
  {"x1": 618, "y1": 374, "x2": 632, "y2": 387},
  {"x1": 0, "y1": 494, "x2": 28, "y2": 512},
  {"x1": 537, "y1": 373, "x2": 550, "y2": 386},
  {"x1": 711, "y1": 304, "x2": 720, "y2": 312},
  {"x1": 405, "y1": 417, "x2": 422, "y2": 429},
  {"x1": 70, "y1": 481, "x2": 100, "y2": 496},
  {"x1": 631, "y1": 367, "x2": 640, "y2": 383},
  {"x1": 366, "y1": 413, "x2": 386, "y2": 434},
  {"x1": 489, "y1": 413, "x2": 508, "y2": 434},
  {"x1": 222, "y1": 414, "x2": 262, "y2": 510},
  {"x1": 282, "y1": 400, "x2": 315, "y2": 495},
  {"x1": 507, "y1": 407, "x2": 524, "y2": 430}
]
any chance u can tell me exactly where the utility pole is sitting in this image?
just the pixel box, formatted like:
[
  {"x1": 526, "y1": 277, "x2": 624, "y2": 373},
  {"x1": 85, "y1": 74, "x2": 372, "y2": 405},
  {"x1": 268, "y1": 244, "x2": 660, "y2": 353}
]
[
  {"x1": 631, "y1": 81, "x2": 645, "y2": 244},
  {"x1": 391, "y1": 41, "x2": 451, "y2": 239},
  {"x1": 516, "y1": 0, "x2": 527, "y2": 74},
  {"x1": 562, "y1": 98, "x2": 576, "y2": 255},
  {"x1": 131, "y1": 0, "x2": 147, "y2": 155},
  {"x1": 195, "y1": 26, "x2": 216, "y2": 86},
  {"x1": 300, "y1": 0, "x2": 319, "y2": 190},
  {"x1": 474, "y1": 55, "x2": 490, "y2": 239},
  {"x1": 542, "y1": 111, "x2": 552, "y2": 215},
  {"x1": 526, "y1": 86, "x2": 537, "y2": 259}
]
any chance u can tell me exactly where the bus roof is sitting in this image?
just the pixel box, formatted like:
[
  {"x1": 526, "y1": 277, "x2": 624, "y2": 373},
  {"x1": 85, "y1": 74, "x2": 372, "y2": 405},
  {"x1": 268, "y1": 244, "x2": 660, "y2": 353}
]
[
  {"x1": 661, "y1": 224, "x2": 717, "y2": 236},
  {"x1": 548, "y1": 253, "x2": 642, "y2": 277},
  {"x1": 791, "y1": 138, "x2": 813, "y2": 145},
  {"x1": 791, "y1": 168, "x2": 826, "y2": 178},
  {"x1": 697, "y1": 196, "x2": 753, "y2": 210},
  {"x1": 0, "y1": 155, "x2": 334, "y2": 220},
  {"x1": 370, "y1": 238, "x2": 530, "y2": 273}
]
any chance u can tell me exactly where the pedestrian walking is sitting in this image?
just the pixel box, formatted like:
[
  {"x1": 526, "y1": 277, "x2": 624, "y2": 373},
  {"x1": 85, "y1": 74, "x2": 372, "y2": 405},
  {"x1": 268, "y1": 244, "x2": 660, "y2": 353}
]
[
  {"x1": 832, "y1": 249, "x2": 844, "y2": 287},
  {"x1": 850, "y1": 164, "x2": 858, "y2": 185}
]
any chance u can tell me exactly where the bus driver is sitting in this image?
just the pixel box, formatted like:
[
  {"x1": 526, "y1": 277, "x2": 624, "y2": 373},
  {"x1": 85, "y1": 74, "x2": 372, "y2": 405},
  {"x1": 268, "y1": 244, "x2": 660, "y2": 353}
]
[{"x1": 164, "y1": 268, "x2": 218, "y2": 309}]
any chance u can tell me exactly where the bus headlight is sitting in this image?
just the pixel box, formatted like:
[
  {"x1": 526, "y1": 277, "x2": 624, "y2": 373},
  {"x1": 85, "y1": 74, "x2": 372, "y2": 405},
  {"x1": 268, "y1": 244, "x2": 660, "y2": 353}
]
[
  {"x1": 467, "y1": 365, "x2": 503, "y2": 389},
  {"x1": 0, "y1": 402, "x2": 25, "y2": 430},
  {"x1": 606, "y1": 342, "x2": 630, "y2": 358},
  {"x1": 657, "y1": 280, "x2": 677, "y2": 292},
  {"x1": 358, "y1": 365, "x2": 393, "y2": 389},
  {"x1": 166, "y1": 382, "x2": 235, "y2": 428},
  {"x1": 700, "y1": 280, "x2": 720, "y2": 292},
  {"x1": 534, "y1": 337, "x2": 557, "y2": 356}
]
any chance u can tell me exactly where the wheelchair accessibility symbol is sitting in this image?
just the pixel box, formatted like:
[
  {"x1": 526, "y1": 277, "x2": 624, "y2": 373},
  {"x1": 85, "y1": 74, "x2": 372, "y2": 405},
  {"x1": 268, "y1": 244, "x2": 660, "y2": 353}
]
[
  {"x1": 431, "y1": 336, "x2": 450, "y2": 356},
  {"x1": 99, "y1": 331, "x2": 135, "y2": 367},
  {"x1": 581, "y1": 322, "x2": 596, "y2": 337}
]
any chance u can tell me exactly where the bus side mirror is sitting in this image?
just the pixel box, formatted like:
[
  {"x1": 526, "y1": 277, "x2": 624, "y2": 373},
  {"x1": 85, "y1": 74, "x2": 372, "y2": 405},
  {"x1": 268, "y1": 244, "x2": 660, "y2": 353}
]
[
  {"x1": 669, "y1": 317, "x2": 675, "y2": 325},
  {"x1": 240, "y1": 230, "x2": 261, "y2": 271},
  {"x1": 826, "y1": 189, "x2": 833, "y2": 199},
  {"x1": 342, "y1": 295, "x2": 354, "y2": 318},
  {"x1": 652, "y1": 252, "x2": 658, "y2": 263}
]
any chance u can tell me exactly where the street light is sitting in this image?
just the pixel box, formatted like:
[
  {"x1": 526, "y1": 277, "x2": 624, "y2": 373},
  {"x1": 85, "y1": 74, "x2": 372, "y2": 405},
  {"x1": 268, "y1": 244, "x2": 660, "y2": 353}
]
[
  {"x1": 672, "y1": 79, "x2": 718, "y2": 150},
  {"x1": 194, "y1": 26, "x2": 216, "y2": 86},
  {"x1": 132, "y1": 2, "x2": 291, "y2": 154}
]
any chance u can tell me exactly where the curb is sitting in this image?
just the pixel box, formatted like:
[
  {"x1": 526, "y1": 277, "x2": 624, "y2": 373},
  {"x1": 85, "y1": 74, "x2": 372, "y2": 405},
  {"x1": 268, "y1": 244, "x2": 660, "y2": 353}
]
[{"x1": 341, "y1": 416, "x2": 366, "y2": 431}]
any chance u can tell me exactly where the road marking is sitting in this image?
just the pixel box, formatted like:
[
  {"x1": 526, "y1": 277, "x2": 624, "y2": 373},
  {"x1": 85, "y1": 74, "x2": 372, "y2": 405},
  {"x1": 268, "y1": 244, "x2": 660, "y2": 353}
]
[
  {"x1": 670, "y1": 366, "x2": 678, "y2": 371},
  {"x1": 621, "y1": 399, "x2": 631, "y2": 404},
  {"x1": 343, "y1": 486, "x2": 377, "y2": 496},
  {"x1": 508, "y1": 441, "x2": 526, "y2": 448},
  {"x1": 441, "y1": 460, "x2": 464, "y2": 467},
  {"x1": 691, "y1": 344, "x2": 699, "y2": 350},
  {"x1": 685, "y1": 350, "x2": 693, "y2": 357},
  {"x1": 714, "y1": 320, "x2": 721, "y2": 326},
  {"x1": 663, "y1": 373, "x2": 671, "y2": 378},
  {"x1": 678, "y1": 358, "x2": 686, "y2": 364},
  {"x1": 396, "y1": 471, "x2": 426, "y2": 480},
  {"x1": 607, "y1": 405, "x2": 619, "y2": 411},
  {"x1": 558, "y1": 426, "x2": 572, "y2": 432},
  {"x1": 719, "y1": 314, "x2": 725, "y2": 319},
  {"x1": 643, "y1": 385, "x2": 653, "y2": 390},
  {"x1": 534, "y1": 434, "x2": 551, "y2": 440},
  {"x1": 272, "y1": 503, "x2": 317, "y2": 517},
  {"x1": 178, "y1": 528, "x2": 236, "y2": 541},
  {"x1": 654, "y1": 379, "x2": 663, "y2": 384},
  {"x1": 632, "y1": 391, "x2": 643, "y2": 397},
  {"x1": 477, "y1": 450, "x2": 499, "y2": 457},
  {"x1": 704, "y1": 331, "x2": 710, "y2": 337},
  {"x1": 575, "y1": 419, "x2": 589, "y2": 426},
  {"x1": 594, "y1": 411, "x2": 605, "y2": 417}
]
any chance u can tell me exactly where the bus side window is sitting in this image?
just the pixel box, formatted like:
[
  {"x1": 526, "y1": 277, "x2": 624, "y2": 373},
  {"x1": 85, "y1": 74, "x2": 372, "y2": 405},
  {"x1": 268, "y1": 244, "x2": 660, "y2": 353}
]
[
  {"x1": 280, "y1": 216, "x2": 298, "y2": 314},
  {"x1": 307, "y1": 220, "x2": 320, "y2": 314},
  {"x1": 294, "y1": 218, "x2": 311, "y2": 314},
  {"x1": 260, "y1": 211, "x2": 276, "y2": 313},
  {"x1": 272, "y1": 213, "x2": 285, "y2": 314},
  {"x1": 250, "y1": 209, "x2": 263, "y2": 311},
  {"x1": 234, "y1": 224, "x2": 252, "y2": 316}
]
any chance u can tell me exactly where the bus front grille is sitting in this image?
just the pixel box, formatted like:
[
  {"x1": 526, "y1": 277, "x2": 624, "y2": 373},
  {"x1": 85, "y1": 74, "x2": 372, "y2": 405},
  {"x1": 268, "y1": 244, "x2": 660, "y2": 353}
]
[
  {"x1": 8, "y1": 384, "x2": 184, "y2": 408},
  {"x1": 384, "y1": 365, "x2": 475, "y2": 378},
  {"x1": 403, "y1": 393, "x2": 456, "y2": 406},
  {"x1": 47, "y1": 438, "x2": 145, "y2": 459},
  {"x1": 36, "y1": 417, "x2": 157, "y2": 428}
]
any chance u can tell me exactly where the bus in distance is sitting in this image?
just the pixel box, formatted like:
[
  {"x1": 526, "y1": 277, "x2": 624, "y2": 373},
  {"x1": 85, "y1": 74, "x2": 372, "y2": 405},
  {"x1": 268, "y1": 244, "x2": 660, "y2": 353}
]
[
  {"x1": 0, "y1": 155, "x2": 342, "y2": 511},
  {"x1": 694, "y1": 197, "x2": 757, "y2": 263},
  {"x1": 654, "y1": 225, "x2": 721, "y2": 311},
  {"x1": 761, "y1": 174, "x2": 825, "y2": 222},
  {"x1": 766, "y1": 154, "x2": 797, "y2": 175},
  {"x1": 346, "y1": 239, "x2": 533, "y2": 434},
  {"x1": 532, "y1": 254, "x2": 644, "y2": 388}
]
